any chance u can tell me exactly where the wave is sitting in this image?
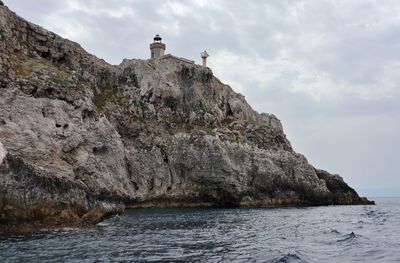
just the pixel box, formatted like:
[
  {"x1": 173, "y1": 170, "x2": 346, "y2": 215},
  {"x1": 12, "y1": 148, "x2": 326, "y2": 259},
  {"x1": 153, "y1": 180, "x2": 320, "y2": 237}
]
[
  {"x1": 337, "y1": 231, "x2": 358, "y2": 243},
  {"x1": 96, "y1": 214, "x2": 121, "y2": 227},
  {"x1": 330, "y1": 229, "x2": 340, "y2": 234},
  {"x1": 269, "y1": 253, "x2": 307, "y2": 263}
]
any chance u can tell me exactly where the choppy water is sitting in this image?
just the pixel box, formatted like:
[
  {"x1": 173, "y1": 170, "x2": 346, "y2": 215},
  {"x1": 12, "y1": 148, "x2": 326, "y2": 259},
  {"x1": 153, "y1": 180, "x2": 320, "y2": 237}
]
[{"x1": 1, "y1": 197, "x2": 399, "y2": 262}]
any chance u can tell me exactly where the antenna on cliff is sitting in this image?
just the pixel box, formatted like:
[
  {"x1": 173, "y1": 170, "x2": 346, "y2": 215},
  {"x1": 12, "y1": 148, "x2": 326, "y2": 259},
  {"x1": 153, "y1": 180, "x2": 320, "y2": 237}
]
[{"x1": 201, "y1": 50, "x2": 209, "y2": 67}]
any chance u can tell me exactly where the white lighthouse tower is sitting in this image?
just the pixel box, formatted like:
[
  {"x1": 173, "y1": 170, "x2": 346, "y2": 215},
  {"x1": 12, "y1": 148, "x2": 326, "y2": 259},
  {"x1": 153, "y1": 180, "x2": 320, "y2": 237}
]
[
  {"x1": 150, "y1": 34, "x2": 166, "y2": 59},
  {"x1": 201, "y1": 50, "x2": 209, "y2": 67}
]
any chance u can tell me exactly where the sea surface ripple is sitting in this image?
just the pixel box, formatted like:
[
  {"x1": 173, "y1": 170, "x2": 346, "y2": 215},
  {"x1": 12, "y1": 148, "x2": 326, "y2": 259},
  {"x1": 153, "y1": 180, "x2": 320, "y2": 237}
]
[{"x1": 1, "y1": 197, "x2": 399, "y2": 262}]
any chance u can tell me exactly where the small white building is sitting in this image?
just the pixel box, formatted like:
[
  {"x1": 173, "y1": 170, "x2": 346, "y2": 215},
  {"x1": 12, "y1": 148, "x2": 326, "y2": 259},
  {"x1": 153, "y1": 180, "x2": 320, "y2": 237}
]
[{"x1": 201, "y1": 50, "x2": 209, "y2": 67}]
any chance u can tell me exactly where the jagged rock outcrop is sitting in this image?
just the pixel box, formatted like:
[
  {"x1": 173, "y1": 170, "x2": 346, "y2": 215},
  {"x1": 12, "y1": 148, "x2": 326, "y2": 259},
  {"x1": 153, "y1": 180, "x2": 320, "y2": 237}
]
[{"x1": 0, "y1": 3, "x2": 373, "y2": 232}]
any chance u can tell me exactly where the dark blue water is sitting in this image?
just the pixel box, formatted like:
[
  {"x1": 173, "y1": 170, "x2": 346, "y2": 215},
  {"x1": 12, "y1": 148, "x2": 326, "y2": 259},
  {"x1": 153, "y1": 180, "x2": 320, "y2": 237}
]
[{"x1": 1, "y1": 197, "x2": 399, "y2": 262}]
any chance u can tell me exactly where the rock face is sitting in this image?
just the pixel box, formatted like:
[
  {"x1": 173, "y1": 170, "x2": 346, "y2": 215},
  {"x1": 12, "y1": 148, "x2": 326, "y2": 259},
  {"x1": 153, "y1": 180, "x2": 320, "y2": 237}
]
[{"x1": 0, "y1": 4, "x2": 373, "y2": 232}]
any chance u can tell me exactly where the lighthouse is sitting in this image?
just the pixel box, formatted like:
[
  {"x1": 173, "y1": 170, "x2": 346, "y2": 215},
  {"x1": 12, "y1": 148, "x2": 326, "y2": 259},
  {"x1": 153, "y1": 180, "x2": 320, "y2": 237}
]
[
  {"x1": 150, "y1": 34, "x2": 166, "y2": 59},
  {"x1": 201, "y1": 50, "x2": 209, "y2": 67}
]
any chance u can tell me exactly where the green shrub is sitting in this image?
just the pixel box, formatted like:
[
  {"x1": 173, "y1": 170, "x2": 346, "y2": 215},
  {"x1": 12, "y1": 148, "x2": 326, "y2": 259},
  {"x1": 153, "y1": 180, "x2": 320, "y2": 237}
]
[
  {"x1": 200, "y1": 126, "x2": 215, "y2": 135},
  {"x1": 50, "y1": 75, "x2": 65, "y2": 85}
]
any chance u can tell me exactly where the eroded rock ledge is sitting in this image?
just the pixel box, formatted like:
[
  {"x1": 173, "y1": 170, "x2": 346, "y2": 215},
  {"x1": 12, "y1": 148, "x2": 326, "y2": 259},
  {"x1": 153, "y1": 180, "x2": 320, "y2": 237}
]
[{"x1": 0, "y1": 3, "x2": 373, "y2": 233}]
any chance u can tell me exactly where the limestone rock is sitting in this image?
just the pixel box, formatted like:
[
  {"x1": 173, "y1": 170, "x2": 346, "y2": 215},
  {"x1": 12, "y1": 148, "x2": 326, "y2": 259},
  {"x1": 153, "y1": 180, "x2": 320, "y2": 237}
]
[
  {"x1": 0, "y1": 141, "x2": 6, "y2": 165},
  {"x1": 0, "y1": 4, "x2": 373, "y2": 232}
]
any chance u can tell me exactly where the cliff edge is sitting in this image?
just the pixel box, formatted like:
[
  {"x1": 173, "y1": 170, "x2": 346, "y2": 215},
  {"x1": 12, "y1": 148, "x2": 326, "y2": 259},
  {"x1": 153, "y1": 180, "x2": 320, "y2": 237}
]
[{"x1": 0, "y1": 3, "x2": 373, "y2": 232}]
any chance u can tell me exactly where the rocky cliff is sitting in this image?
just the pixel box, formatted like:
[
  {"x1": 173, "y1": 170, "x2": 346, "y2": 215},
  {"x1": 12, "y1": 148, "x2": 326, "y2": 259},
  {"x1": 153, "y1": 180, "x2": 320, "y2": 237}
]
[{"x1": 0, "y1": 2, "x2": 373, "y2": 232}]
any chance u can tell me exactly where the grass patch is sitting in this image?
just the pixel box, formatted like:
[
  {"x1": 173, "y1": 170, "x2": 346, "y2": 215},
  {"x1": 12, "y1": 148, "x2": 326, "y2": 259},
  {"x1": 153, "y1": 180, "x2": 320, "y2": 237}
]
[
  {"x1": 92, "y1": 82, "x2": 125, "y2": 112},
  {"x1": 12, "y1": 58, "x2": 71, "y2": 81},
  {"x1": 39, "y1": 59, "x2": 70, "y2": 77},
  {"x1": 199, "y1": 126, "x2": 215, "y2": 135},
  {"x1": 188, "y1": 136, "x2": 195, "y2": 144},
  {"x1": 50, "y1": 75, "x2": 65, "y2": 85},
  {"x1": 13, "y1": 62, "x2": 32, "y2": 77}
]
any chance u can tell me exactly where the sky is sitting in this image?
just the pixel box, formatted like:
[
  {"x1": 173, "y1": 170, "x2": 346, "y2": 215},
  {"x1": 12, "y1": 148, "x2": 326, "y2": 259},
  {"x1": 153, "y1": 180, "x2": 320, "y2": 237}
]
[{"x1": 4, "y1": 0, "x2": 400, "y2": 197}]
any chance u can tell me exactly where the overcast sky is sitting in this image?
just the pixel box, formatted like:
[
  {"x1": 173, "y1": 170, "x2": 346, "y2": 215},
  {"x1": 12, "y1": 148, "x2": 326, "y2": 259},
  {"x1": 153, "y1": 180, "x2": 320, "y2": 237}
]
[{"x1": 4, "y1": 0, "x2": 400, "y2": 197}]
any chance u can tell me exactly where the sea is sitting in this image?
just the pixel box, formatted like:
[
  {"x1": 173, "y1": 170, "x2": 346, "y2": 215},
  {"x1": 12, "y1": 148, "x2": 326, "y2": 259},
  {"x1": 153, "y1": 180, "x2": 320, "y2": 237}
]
[{"x1": 0, "y1": 197, "x2": 399, "y2": 262}]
